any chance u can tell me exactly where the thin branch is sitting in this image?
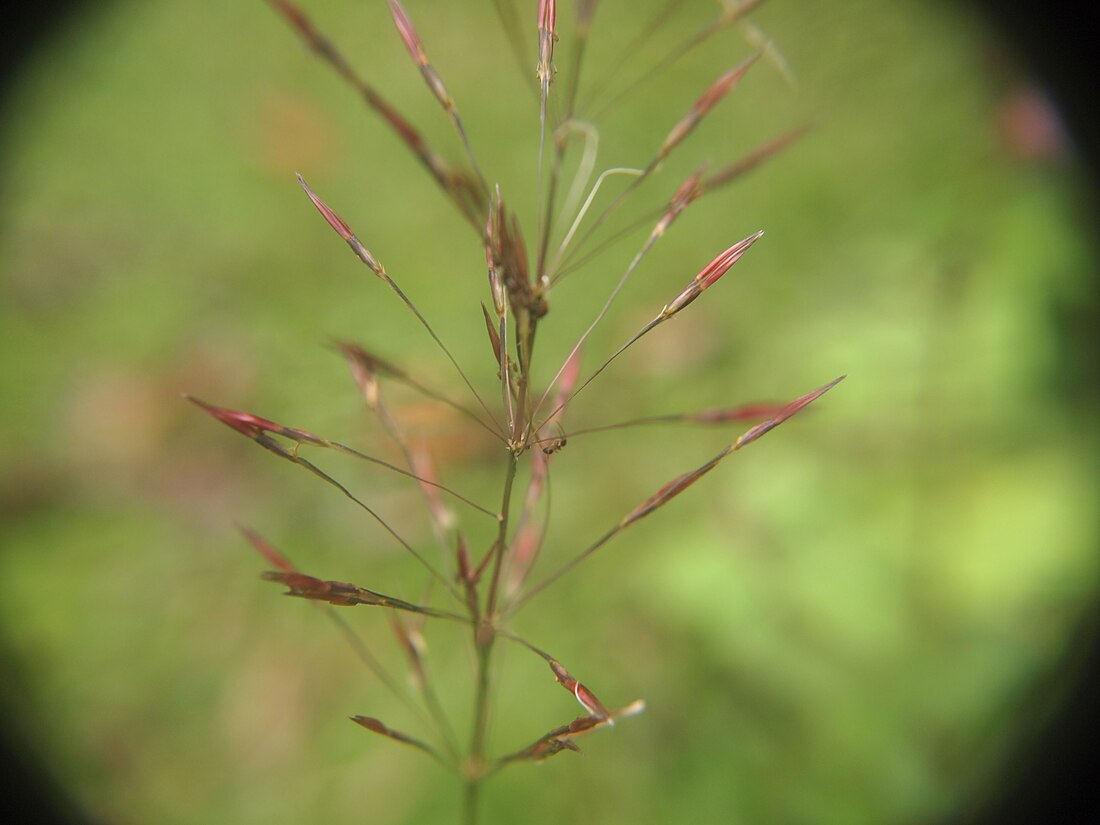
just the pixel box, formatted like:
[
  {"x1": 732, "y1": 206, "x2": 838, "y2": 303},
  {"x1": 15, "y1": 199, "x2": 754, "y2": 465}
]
[
  {"x1": 266, "y1": 0, "x2": 485, "y2": 230},
  {"x1": 533, "y1": 232, "x2": 764, "y2": 439},
  {"x1": 514, "y1": 375, "x2": 845, "y2": 608},
  {"x1": 588, "y1": 0, "x2": 767, "y2": 121},
  {"x1": 387, "y1": 0, "x2": 490, "y2": 197},
  {"x1": 296, "y1": 174, "x2": 506, "y2": 437}
]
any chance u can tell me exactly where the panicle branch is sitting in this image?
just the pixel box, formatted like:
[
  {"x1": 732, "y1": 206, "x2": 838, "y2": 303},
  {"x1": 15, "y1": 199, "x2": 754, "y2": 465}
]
[
  {"x1": 588, "y1": 0, "x2": 767, "y2": 120},
  {"x1": 386, "y1": 0, "x2": 490, "y2": 196},
  {"x1": 530, "y1": 398, "x2": 796, "y2": 445},
  {"x1": 296, "y1": 174, "x2": 505, "y2": 436},
  {"x1": 534, "y1": 231, "x2": 764, "y2": 441},
  {"x1": 517, "y1": 376, "x2": 845, "y2": 607},
  {"x1": 658, "y1": 52, "x2": 761, "y2": 160},
  {"x1": 554, "y1": 54, "x2": 759, "y2": 277},
  {"x1": 267, "y1": 0, "x2": 485, "y2": 229},
  {"x1": 351, "y1": 715, "x2": 449, "y2": 765},
  {"x1": 227, "y1": 5, "x2": 842, "y2": 819},
  {"x1": 552, "y1": 126, "x2": 807, "y2": 281},
  {"x1": 186, "y1": 395, "x2": 495, "y2": 518},
  {"x1": 530, "y1": 167, "x2": 704, "y2": 425}
]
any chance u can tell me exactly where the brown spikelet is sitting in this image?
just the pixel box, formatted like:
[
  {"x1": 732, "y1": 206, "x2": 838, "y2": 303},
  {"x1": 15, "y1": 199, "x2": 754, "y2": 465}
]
[
  {"x1": 350, "y1": 715, "x2": 443, "y2": 761},
  {"x1": 262, "y1": 571, "x2": 367, "y2": 606},
  {"x1": 481, "y1": 302, "x2": 503, "y2": 366},
  {"x1": 488, "y1": 188, "x2": 547, "y2": 331},
  {"x1": 547, "y1": 660, "x2": 612, "y2": 720},
  {"x1": 499, "y1": 699, "x2": 646, "y2": 765}
]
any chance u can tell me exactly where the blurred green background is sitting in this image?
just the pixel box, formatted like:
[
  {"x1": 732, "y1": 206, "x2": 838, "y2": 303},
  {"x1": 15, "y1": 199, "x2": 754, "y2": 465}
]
[{"x1": 1, "y1": 1, "x2": 1097, "y2": 823}]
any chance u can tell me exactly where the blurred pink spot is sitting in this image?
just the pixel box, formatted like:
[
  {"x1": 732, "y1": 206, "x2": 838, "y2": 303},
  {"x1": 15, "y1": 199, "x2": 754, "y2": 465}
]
[{"x1": 998, "y1": 85, "x2": 1066, "y2": 161}]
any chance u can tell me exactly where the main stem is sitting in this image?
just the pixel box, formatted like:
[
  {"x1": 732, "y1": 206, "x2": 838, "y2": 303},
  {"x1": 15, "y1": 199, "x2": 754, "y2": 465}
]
[{"x1": 464, "y1": 452, "x2": 519, "y2": 825}]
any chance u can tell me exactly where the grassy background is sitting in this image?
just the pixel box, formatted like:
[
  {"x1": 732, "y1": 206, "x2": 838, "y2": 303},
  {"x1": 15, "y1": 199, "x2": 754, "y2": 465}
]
[{"x1": 1, "y1": 1, "x2": 1097, "y2": 823}]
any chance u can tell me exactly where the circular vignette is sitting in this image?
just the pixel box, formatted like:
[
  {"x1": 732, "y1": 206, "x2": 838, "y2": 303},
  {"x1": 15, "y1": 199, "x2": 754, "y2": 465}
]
[{"x1": 0, "y1": 3, "x2": 1097, "y2": 825}]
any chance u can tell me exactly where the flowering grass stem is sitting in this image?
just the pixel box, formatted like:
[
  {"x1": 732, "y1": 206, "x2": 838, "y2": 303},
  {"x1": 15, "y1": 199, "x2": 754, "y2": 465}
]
[{"x1": 201, "y1": 5, "x2": 843, "y2": 822}]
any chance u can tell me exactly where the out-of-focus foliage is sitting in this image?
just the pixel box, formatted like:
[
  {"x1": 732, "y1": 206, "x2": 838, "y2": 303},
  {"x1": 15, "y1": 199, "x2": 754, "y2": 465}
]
[{"x1": 0, "y1": 1, "x2": 1096, "y2": 824}]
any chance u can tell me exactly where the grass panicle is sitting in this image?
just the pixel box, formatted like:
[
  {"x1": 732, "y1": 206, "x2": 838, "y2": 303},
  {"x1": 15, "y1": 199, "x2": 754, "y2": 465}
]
[{"x1": 194, "y1": 3, "x2": 841, "y2": 823}]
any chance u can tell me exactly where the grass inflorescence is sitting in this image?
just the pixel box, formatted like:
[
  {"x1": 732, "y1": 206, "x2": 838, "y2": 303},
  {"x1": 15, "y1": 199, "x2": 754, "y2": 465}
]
[{"x1": 192, "y1": 1, "x2": 842, "y2": 822}]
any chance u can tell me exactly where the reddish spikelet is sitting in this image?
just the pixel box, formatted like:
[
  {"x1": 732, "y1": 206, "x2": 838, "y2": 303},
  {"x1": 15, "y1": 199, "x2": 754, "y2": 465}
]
[
  {"x1": 557, "y1": 346, "x2": 583, "y2": 400},
  {"x1": 537, "y1": 0, "x2": 556, "y2": 35},
  {"x1": 335, "y1": 341, "x2": 406, "y2": 382},
  {"x1": 411, "y1": 449, "x2": 455, "y2": 529},
  {"x1": 239, "y1": 525, "x2": 296, "y2": 573},
  {"x1": 387, "y1": 0, "x2": 428, "y2": 66},
  {"x1": 295, "y1": 172, "x2": 353, "y2": 240},
  {"x1": 694, "y1": 54, "x2": 759, "y2": 118},
  {"x1": 661, "y1": 230, "x2": 764, "y2": 318},
  {"x1": 186, "y1": 396, "x2": 279, "y2": 439},
  {"x1": 546, "y1": 346, "x2": 583, "y2": 428},
  {"x1": 506, "y1": 520, "x2": 541, "y2": 592},
  {"x1": 620, "y1": 464, "x2": 717, "y2": 528},
  {"x1": 387, "y1": 0, "x2": 454, "y2": 110},
  {"x1": 732, "y1": 375, "x2": 846, "y2": 449},
  {"x1": 537, "y1": 0, "x2": 557, "y2": 86},
  {"x1": 296, "y1": 174, "x2": 385, "y2": 275},
  {"x1": 341, "y1": 344, "x2": 380, "y2": 408},
  {"x1": 389, "y1": 613, "x2": 427, "y2": 689},
  {"x1": 187, "y1": 396, "x2": 326, "y2": 445},
  {"x1": 697, "y1": 231, "x2": 763, "y2": 289},
  {"x1": 506, "y1": 448, "x2": 550, "y2": 593},
  {"x1": 660, "y1": 52, "x2": 760, "y2": 157},
  {"x1": 655, "y1": 167, "x2": 705, "y2": 237}
]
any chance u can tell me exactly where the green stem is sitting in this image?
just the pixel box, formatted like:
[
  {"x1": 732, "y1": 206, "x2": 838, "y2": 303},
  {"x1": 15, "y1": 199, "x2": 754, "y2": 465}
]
[
  {"x1": 464, "y1": 452, "x2": 519, "y2": 823},
  {"x1": 463, "y1": 776, "x2": 480, "y2": 825}
]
